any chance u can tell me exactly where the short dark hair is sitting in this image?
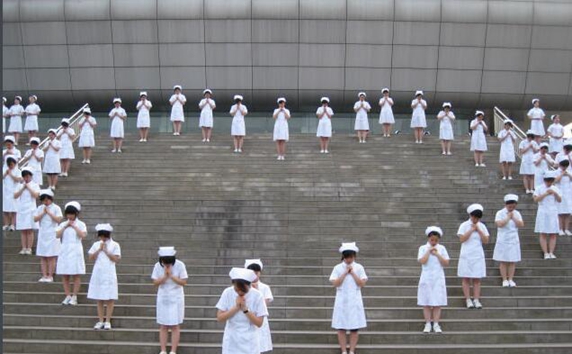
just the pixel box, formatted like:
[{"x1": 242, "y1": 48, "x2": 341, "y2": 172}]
[
  {"x1": 559, "y1": 159, "x2": 570, "y2": 167},
  {"x1": 246, "y1": 264, "x2": 262, "y2": 272},
  {"x1": 428, "y1": 231, "x2": 441, "y2": 238},
  {"x1": 341, "y1": 250, "x2": 356, "y2": 260},
  {"x1": 470, "y1": 210, "x2": 483, "y2": 218},
  {"x1": 159, "y1": 256, "x2": 176, "y2": 267},
  {"x1": 232, "y1": 279, "x2": 251, "y2": 293},
  {"x1": 39, "y1": 194, "x2": 53, "y2": 201},
  {"x1": 97, "y1": 230, "x2": 111, "y2": 238},
  {"x1": 64, "y1": 205, "x2": 79, "y2": 215},
  {"x1": 21, "y1": 170, "x2": 33, "y2": 177}
]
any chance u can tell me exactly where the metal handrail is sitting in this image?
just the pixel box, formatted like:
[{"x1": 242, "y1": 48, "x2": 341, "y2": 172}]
[{"x1": 494, "y1": 106, "x2": 527, "y2": 160}]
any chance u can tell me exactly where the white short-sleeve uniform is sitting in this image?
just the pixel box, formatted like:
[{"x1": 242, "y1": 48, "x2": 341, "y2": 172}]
[
  {"x1": 316, "y1": 106, "x2": 333, "y2": 138},
  {"x1": 410, "y1": 99, "x2": 427, "y2": 128},
  {"x1": 457, "y1": 220, "x2": 489, "y2": 278},
  {"x1": 257, "y1": 282, "x2": 274, "y2": 353},
  {"x1": 24, "y1": 103, "x2": 41, "y2": 131},
  {"x1": 534, "y1": 184, "x2": 561, "y2": 233},
  {"x1": 55, "y1": 219, "x2": 87, "y2": 275},
  {"x1": 34, "y1": 203, "x2": 63, "y2": 257},
  {"x1": 3, "y1": 148, "x2": 22, "y2": 168},
  {"x1": 493, "y1": 208, "x2": 523, "y2": 262},
  {"x1": 24, "y1": 149, "x2": 44, "y2": 186},
  {"x1": 519, "y1": 140, "x2": 538, "y2": 175},
  {"x1": 136, "y1": 100, "x2": 152, "y2": 128},
  {"x1": 199, "y1": 98, "x2": 215, "y2": 128},
  {"x1": 169, "y1": 94, "x2": 187, "y2": 122},
  {"x1": 555, "y1": 170, "x2": 572, "y2": 214},
  {"x1": 88, "y1": 239, "x2": 121, "y2": 301},
  {"x1": 329, "y1": 262, "x2": 368, "y2": 330},
  {"x1": 547, "y1": 123, "x2": 565, "y2": 154},
  {"x1": 15, "y1": 181, "x2": 40, "y2": 230},
  {"x1": 470, "y1": 119, "x2": 488, "y2": 151},
  {"x1": 499, "y1": 129, "x2": 517, "y2": 163},
  {"x1": 273, "y1": 108, "x2": 289, "y2": 141},
  {"x1": 109, "y1": 107, "x2": 126, "y2": 138},
  {"x1": 527, "y1": 107, "x2": 545, "y2": 136},
  {"x1": 58, "y1": 128, "x2": 76, "y2": 160},
  {"x1": 216, "y1": 286, "x2": 268, "y2": 354},
  {"x1": 3, "y1": 167, "x2": 21, "y2": 212},
  {"x1": 43, "y1": 139, "x2": 62, "y2": 174},
  {"x1": 379, "y1": 97, "x2": 394, "y2": 124},
  {"x1": 78, "y1": 117, "x2": 97, "y2": 148},
  {"x1": 151, "y1": 260, "x2": 188, "y2": 325},
  {"x1": 417, "y1": 243, "x2": 449, "y2": 307},
  {"x1": 3, "y1": 104, "x2": 8, "y2": 133},
  {"x1": 438, "y1": 110, "x2": 455, "y2": 140},
  {"x1": 354, "y1": 101, "x2": 371, "y2": 131},
  {"x1": 533, "y1": 153, "x2": 555, "y2": 187},
  {"x1": 8, "y1": 104, "x2": 24, "y2": 133},
  {"x1": 230, "y1": 104, "x2": 248, "y2": 136}
]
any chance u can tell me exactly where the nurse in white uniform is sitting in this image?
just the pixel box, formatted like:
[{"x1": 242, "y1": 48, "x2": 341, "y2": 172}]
[
  {"x1": 23, "y1": 137, "x2": 44, "y2": 186},
  {"x1": 136, "y1": 92, "x2": 152, "y2": 142},
  {"x1": 3, "y1": 97, "x2": 8, "y2": 133},
  {"x1": 533, "y1": 143, "x2": 555, "y2": 188},
  {"x1": 58, "y1": 118, "x2": 75, "y2": 177},
  {"x1": 330, "y1": 242, "x2": 368, "y2": 354},
  {"x1": 109, "y1": 98, "x2": 127, "y2": 153},
  {"x1": 457, "y1": 204, "x2": 489, "y2": 309},
  {"x1": 8, "y1": 96, "x2": 24, "y2": 145},
  {"x1": 3, "y1": 155, "x2": 21, "y2": 231},
  {"x1": 418, "y1": 226, "x2": 450, "y2": 334},
  {"x1": 33, "y1": 189, "x2": 62, "y2": 283},
  {"x1": 555, "y1": 157, "x2": 572, "y2": 236},
  {"x1": 410, "y1": 90, "x2": 427, "y2": 144},
  {"x1": 547, "y1": 114, "x2": 564, "y2": 158},
  {"x1": 470, "y1": 111, "x2": 488, "y2": 167},
  {"x1": 378, "y1": 88, "x2": 395, "y2": 137},
  {"x1": 527, "y1": 98, "x2": 545, "y2": 140},
  {"x1": 493, "y1": 194, "x2": 524, "y2": 287},
  {"x1": 533, "y1": 170, "x2": 562, "y2": 259},
  {"x1": 437, "y1": 102, "x2": 455, "y2": 155},
  {"x1": 519, "y1": 130, "x2": 539, "y2": 194},
  {"x1": 24, "y1": 95, "x2": 41, "y2": 141},
  {"x1": 199, "y1": 89, "x2": 216, "y2": 142},
  {"x1": 169, "y1": 85, "x2": 186, "y2": 136},
  {"x1": 353, "y1": 92, "x2": 371, "y2": 143},
  {"x1": 3, "y1": 135, "x2": 22, "y2": 169},
  {"x1": 216, "y1": 267, "x2": 268, "y2": 354},
  {"x1": 43, "y1": 129, "x2": 62, "y2": 190},
  {"x1": 273, "y1": 97, "x2": 290, "y2": 160},
  {"x1": 230, "y1": 95, "x2": 248, "y2": 153},
  {"x1": 78, "y1": 108, "x2": 97, "y2": 164},
  {"x1": 14, "y1": 166, "x2": 40, "y2": 255},
  {"x1": 245, "y1": 259, "x2": 274, "y2": 353},
  {"x1": 151, "y1": 246, "x2": 188, "y2": 354},
  {"x1": 316, "y1": 97, "x2": 333, "y2": 153},
  {"x1": 88, "y1": 223, "x2": 121, "y2": 330},
  {"x1": 498, "y1": 119, "x2": 517, "y2": 180}
]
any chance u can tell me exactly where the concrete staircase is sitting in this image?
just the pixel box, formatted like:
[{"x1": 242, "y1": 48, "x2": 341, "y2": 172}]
[{"x1": 3, "y1": 132, "x2": 572, "y2": 354}]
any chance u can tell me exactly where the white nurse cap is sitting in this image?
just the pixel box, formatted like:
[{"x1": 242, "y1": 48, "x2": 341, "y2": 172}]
[
  {"x1": 139, "y1": 91, "x2": 147, "y2": 97},
  {"x1": 544, "y1": 170, "x2": 559, "y2": 179},
  {"x1": 526, "y1": 129, "x2": 535, "y2": 135},
  {"x1": 425, "y1": 226, "x2": 443, "y2": 237},
  {"x1": 30, "y1": 95, "x2": 38, "y2": 100},
  {"x1": 503, "y1": 119, "x2": 514, "y2": 125},
  {"x1": 532, "y1": 98, "x2": 540, "y2": 105},
  {"x1": 415, "y1": 90, "x2": 423, "y2": 96},
  {"x1": 475, "y1": 110, "x2": 484, "y2": 117},
  {"x1": 4, "y1": 135, "x2": 15, "y2": 143},
  {"x1": 550, "y1": 114, "x2": 559, "y2": 121},
  {"x1": 442, "y1": 102, "x2": 452, "y2": 108},
  {"x1": 229, "y1": 267, "x2": 257, "y2": 282},
  {"x1": 339, "y1": 242, "x2": 359, "y2": 253},
  {"x1": 504, "y1": 194, "x2": 519, "y2": 203},
  {"x1": 173, "y1": 85, "x2": 182, "y2": 91},
  {"x1": 21, "y1": 166, "x2": 34, "y2": 175},
  {"x1": 244, "y1": 259, "x2": 263, "y2": 270},
  {"x1": 358, "y1": 92, "x2": 366, "y2": 97},
  {"x1": 539, "y1": 142, "x2": 549, "y2": 149},
  {"x1": 320, "y1": 97, "x2": 330, "y2": 103},
  {"x1": 29, "y1": 137, "x2": 41, "y2": 144},
  {"x1": 277, "y1": 97, "x2": 286, "y2": 104},
  {"x1": 557, "y1": 154, "x2": 570, "y2": 163},
  {"x1": 95, "y1": 223, "x2": 114, "y2": 232},
  {"x1": 2, "y1": 97, "x2": 6, "y2": 103},
  {"x1": 61, "y1": 118, "x2": 70, "y2": 124},
  {"x1": 466, "y1": 203, "x2": 484, "y2": 214},
  {"x1": 381, "y1": 88, "x2": 389, "y2": 94},
  {"x1": 65, "y1": 201, "x2": 81, "y2": 212},
  {"x1": 83, "y1": 107, "x2": 92, "y2": 114},
  {"x1": 203, "y1": 89, "x2": 212, "y2": 95},
  {"x1": 234, "y1": 95, "x2": 243, "y2": 101},
  {"x1": 113, "y1": 98, "x2": 122, "y2": 104},
  {"x1": 15, "y1": 96, "x2": 22, "y2": 101},
  {"x1": 39, "y1": 189, "x2": 54, "y2": 198},
  {"x1": 158, "y1": 246, "x2": 176, "y2": 257},
  {"x1": 48, "y1": 128, "x2": 58, "y2": 135}
]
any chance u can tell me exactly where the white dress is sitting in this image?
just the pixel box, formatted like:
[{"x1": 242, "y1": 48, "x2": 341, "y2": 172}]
[
  {"x1": 151, "y1": 260, "x2": 188, "y2": 325},
  {"x1": 55, "y1": 219, "x2": 87, "y2": 275},
  {"x1": 24, "y1": 103, "x2": 41, "y2": 131},
  {"x1": 470, "y1": 119, "x2": 488, "y2": 151},
  {"x1": 437, "y1": 110, "x2": 455, "y2": 140},
  {"x1": 354, "y1": 101, "x2": 371, "y2": 131},
  {"x1": 498, "y1": 129, "x2": 517, "y2": 163},
  {"x1": 78, "y1": 117, "x2": 97, "y2": 148},
  {"x1": 169, "y1": 94, "x2": 187, "y2": 122},
  {"x1": 417, "y1": 243, "x2": 449, "y2": 306},
  {"x1": 410, "y1": 99, "x2": 427, "y2": 128},
  {"x1": 2, "y1": 166, "x2": 21, "y2": 212},
  {"x1": 34, "y1": 203, "x2": 63, "y2": 257},
  {"x1": 457, "y1": 220, "x2": 489, "y2": 278},
  {"x1": 329, "y1": 262, "x2": 368, "y2": 330},
  {"x1": 216, "y1": 286, "x2": 268, "y2": 354},
  {"x1": 8, "y1": 104, "x2": 24, "y2": 133},
  {"x1": 109, "y1": 107, "x2": 126, "y2": 138},
  {"x1": 316, "y1": 106, "x2": 333, "y2": 138},
  {"x1": 3, "y1": 104, "x2": 8, "y2": 133},
  {"x1": 199, "y1": 98, "x2": 215, "y2": 128},
  {"x1": 493, "y1": 208, "x2": 523, "y2": 262},
  {"x1": 136, "y1": 100, "x2": 152, "y2": 128},
  {"x1": 58, "y1": 128, "x2": 76, "y2": 160},
  {"x1": 527, "y1": 107, "x2": 545, "y2": 136},
  {"x1": 43, "y1": 139, "x2": 62, "y2": 174},
  {"x1": 547, "y1": 123, "x2": 565, "y2": 154},
  {"x1": 519, "y1": 140, "x2": 538, "y2": 175},
  {"x1": 230, "y1": 104, "x2": 248, "y2": 136},
  {"x1": 273, "y1": 108, "x2": 290, "y2": 141},
  {"x1": 533, "y1": 152, "x2": 555, "y2": 187},
  {"x1": 88, "y1": 239, "x2": 121, "y2": 300},
  {"x1": 15, "y1": 181, "x2": 40, "y2": 230},
  {"x1": 555, "y1": 170, "x2": 572, "y2": 214},
  {"x1": 3, "y1": 148, "x2": 22, "y2": 167},
  {"x1": 534, "y1": 184, "x2": 561, "y2": 233},
  {"x1": 23, "y1": 148, "x2": 44, "y2": 186},
  {"x1": 378, "y1": 97, "x2": 395, "y2": 124},
  {"x1": 257, "y1": 282, "x2": 274, "y2": 353}
]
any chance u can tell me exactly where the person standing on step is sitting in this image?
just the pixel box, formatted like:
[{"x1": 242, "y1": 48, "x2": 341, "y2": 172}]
[
  {"x1": 3, "y1": 97, "x2": 8, "y2": 134},
  {"x1": 457, "y1": 204, "x2": 489, "y2": 309},
  {"x1": 547, "y1": 114, "x2": 564, "y2": 159},
  {"x1": 78, "y1": 108, "x2": 97, "y2": 164},
  {"x1": 470, "y1": 111, "x2": 488, "y2": 167},
  {"x1": 14, "y1": 166, "x2": 40, "y2": 255},
  {"x1": 57, "y1": 118, "x2": 75, "y2": 177},
  {"x1": 519, "y1": 130, "x2": 539, "y2": 194},
  {"x1": 3, "y1": 156, "x2": 21, "y2": 231},
  {"x1": 533, "y1": 143, "x2": 555, "y2": 188},
  {"x1": 493, "y1": 194, "x2": 524, "y2": 288},
  {"x1": 498, "y1": 119, "x2": 517, "y2": 180},
  {"x1": 43, "y1": 129, "x2": 62, "y2": 190},
  {"x1": 437, "y1": 102, "x2": 455, "y2": 155},
  {"x1": 8, "y1": 96, "x2": 24, "y2": 145},
  {"x1": 378, "y1": 88, "x2": 395, "y2": 137},
  {"x1": 230, "y1": 95, "x2": 248, "y2": 153},
  {"x1": 245, "y1": 259, "x2": 274, "y2": 353},
  {"x1": 273, "y1": 97, "x2": 290, "y2": 160},
  {"x1": 316, "y1": 97, "x2": 333, "y2": 153},
  {"x1": 533, "y1": 170, "x2": 562, "y2": 259},
  {"x1": 24, "y1": 95, "x2": 41, "y2": 142},
  {"x1": 34, "y1": 189, "x2": 62, "y2": 283},
  {"x1": 354, "y1": 92, "x2": 371, "y2": 143},
  {"x1": 556, "y1": 139, "x2": 572, "y2": 164},
  {"x1": 330, "y1": 242, "x2": 368, "y2": 354},
  {"x1": 418, "y1": 226, "x2": 449, "y2": 334},
  {"x1": 88, "y1": 223, "x2": 121, "y2": 330},
  {"x1": 152, "y1": 246, "x2": 188, "y2": 354},
  {"x1": 136, "y1": 92, "x2": 152, "y2": 142},
  {"x1": 527, "y1": 98, "x2": 545, "y2": 142},
  {"x1": 199, "y1": 89, "x2": 216, "y2": 142},
  {"x1": 169, "y1": 85, "x2": 186, "y2": 136},
  {"x1": 554, "y1": 157, "x2": 572, "y2": 236},
  {"x1": 411, "y1": 90, "x2": 427, "y2": 144},
  {"x1": 109, "y1": 98, "x2": 127, "y2": 153},
  {"x1": 216, "y1": 267, "x2": 268, "y2": 354},
  {"x1": 23, "y1": 137, "x2": 44, "y2": 186},
  {"x1": 56, "y1": 201, "x2": 87, "y2": 306}
]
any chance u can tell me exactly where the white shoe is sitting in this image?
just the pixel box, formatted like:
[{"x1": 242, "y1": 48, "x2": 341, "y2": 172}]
[
  {"x1": 86, "y1": 159, "x2": 91, "y2": 164},
  {"x1": 475, "y1": 163, "x2": 479, "y2": 167},
  {"x1": 9, "y1": 225, "x2": 15, "y2": 231},
  {"x1": 234, "y1": 149, "x2": 238, "y2": 153},
  {"x1": 324, "y1": 150, "x2": 329, "y2": 154},
  {"x1": 466, "y1": 298, "x2": 475, "y2": 309},
  {"x1": 173, "y1": 132, "x2": 178, "y2": 136},
  {"x1": 2, "y1": 225, "x2": 8, "y2": 231},
  {"x1": 206, "y1": 139, "x2": 210, "y2": 142},
  {"x1": 433, "y1": 323, "x2": 442, "y2": 334},
  {"x1": 19, "y1": 249, "x2": 26, "y2": 255},
  {"x1": 277, "y1": 156, "x2": 281, "y2": 160},
  {"x1": 508, "y1": 280, "x2": 517, "y2": 287},
  {"x1": 81, "y1": 159, "x2": 86, "y2": 164},
  {"x1": 94, "y1": 322, "x2": 104, "y2": 330},
  {"x1": 508, "y1": 176, "x2": 513, "y2": 180},
  {"x1": 281, "y1": 156, "x2": 285, "y2": 160},
  {"x1": 473, "y1": 299, "x2": 483, "y2": 309},
  {"x1": 103, "y1": 322, "x2": 112, "y2": 330},
  {"x1": 202, "y1": 139, "x2": 206, "y2": 142},
  {"x1": 502, "y1": 280, "x2": 509, "y2": 287},
  {"x1": 480, "y1": 163, "x2": 486, "y2": 167},
  {"x1": 566, "y1": 230, "x2": 572, "y2": 236},
  {"x1": 550, "y1": 253, "x2": 557, "y2": 259},
  {"x1": 559, "y1": 230, "x2": 565, "y2": 236},
  {"x1": 544, "y1": 253, "x2": 551, "y2": 259},
  {"x1": 62, "y1": 295, "x2": 72, "y2": 305},
  {"x1": 45, "y1": 276, "x2": 54, "y2": 283},
  {"x1": 362, "y1": 140, "x2": 366, "y2": 143},
  {"x1": 447, "y1": 152, "x2": 452, "y2": 155},
  {"x1": 320, "y1": 150, "x2": 325, "y2": 153},
  {"x1": 111, "y1": 149, "x2": 117, "y2": 153},
  {"x1": 117, "y1": 149, "x2": 122, "y2": 153},
  {"x1": 238, "y1": 149, "x2": 242, "y2": 153},
  {"x1": 442, "y1": 152, "x2": 446, "y2": 155},
  {"x1": 159, "y1": 352, "x2": 167, "y2": 354},
  {"x1": 38, "y1": 277, "x2": 48, "y2": 283},
  {"x1": 143, "y1": 139, "x2": 147, "y2": 142},
  {"x1": 169, "y1": 352, "x2": 177, "y2": 354},
  {"x1": 25, "y1": 248, "x2": 32, "y2": 255},
  {"x1": 69, "y1": 295, "x2": 78, "y2": 306},
  {"x1": 502, "y1": 176, "x2": 506, "y2": 180},
  {"x1": 525, "y1": 189, "x2": 531, "y2": 194},
  {"x1": 139, "y1": 139, "x2": 144, "y2": 142},
  {"x1": 423, "y1": 323, "x2": 432, "y2": 333}
]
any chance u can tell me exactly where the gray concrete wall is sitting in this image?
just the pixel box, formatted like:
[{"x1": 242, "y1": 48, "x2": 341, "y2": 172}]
[{"x1": 3, "y1": 0, "x2": 572, "y2": 113}]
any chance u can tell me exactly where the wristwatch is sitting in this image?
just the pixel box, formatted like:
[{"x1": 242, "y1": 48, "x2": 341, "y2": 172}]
[{"x1": 243, "y1": 308, "x2": 249, "y2": 314}]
